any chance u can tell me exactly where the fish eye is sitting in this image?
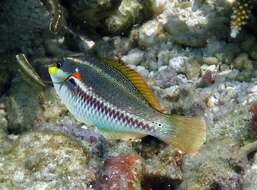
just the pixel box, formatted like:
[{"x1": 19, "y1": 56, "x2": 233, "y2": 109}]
[{"x1": 56, "y1": 59, "x2": 63, "y2": 68}]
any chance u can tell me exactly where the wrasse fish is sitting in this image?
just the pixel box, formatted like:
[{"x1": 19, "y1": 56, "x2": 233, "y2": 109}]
[{"x1": 48, "y1": 57, "x2": 206, "y2": 154}]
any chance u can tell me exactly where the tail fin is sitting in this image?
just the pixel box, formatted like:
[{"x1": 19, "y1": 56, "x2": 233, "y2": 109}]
[{"x1": 162, "y1": 115, "x2": 206, "y2": 154}]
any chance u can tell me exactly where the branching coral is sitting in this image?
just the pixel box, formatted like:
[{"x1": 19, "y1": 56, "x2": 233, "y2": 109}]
[{"x1": 230, "y1": 0, "x2": 254, "y2": 38}]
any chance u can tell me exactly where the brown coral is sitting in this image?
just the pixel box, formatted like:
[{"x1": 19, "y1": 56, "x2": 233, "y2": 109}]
[
  {"x1": 249, "y1": 102, "x2": 257, "y2": 137},
  {"x1": 99, "y1": 154, "x2": 143, "y2": 190}
]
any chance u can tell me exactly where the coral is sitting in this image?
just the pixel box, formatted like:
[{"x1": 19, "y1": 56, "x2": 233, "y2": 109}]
[
  {"x1": 250, "y1": 102, "x2": 257, "y2": 137},
  {"x1": 98, "y1": 154, "x2": 143, "y2": 190},
  {"x1": 200, "y1": 70, "x2": 216, "y2": 87},
  {"x1": 230, "y1": 0, "x2": 254, "y2": 38}
]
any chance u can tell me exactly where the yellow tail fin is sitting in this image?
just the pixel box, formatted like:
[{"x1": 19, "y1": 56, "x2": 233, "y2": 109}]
[{"x1": 163, "y1": 115, "x2": 207, "y2": 154}]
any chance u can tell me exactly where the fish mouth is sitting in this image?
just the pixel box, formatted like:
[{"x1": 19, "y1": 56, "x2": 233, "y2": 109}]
[{"x1": 48, "y1": 64, "x2": 59, "y2": 74}]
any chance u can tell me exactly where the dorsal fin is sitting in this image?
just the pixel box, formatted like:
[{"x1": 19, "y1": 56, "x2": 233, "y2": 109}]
[{"x1": 103, "y1": 58, "x2": 165, "y2": 113}]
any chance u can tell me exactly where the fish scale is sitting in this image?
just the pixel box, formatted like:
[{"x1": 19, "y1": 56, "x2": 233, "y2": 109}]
[{"x1": 55, "y1": 76, "x2": 156, "y2": 135}]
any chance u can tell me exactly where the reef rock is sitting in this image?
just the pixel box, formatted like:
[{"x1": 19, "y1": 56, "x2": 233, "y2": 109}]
[
  {"x1": 242, "y1": 153, "x2": 257, "y2": 190},
  {"x1": 63, "y1": 0, "x2": 153, "y2": 34},
  {"x1": 0, "y1": 130, "x2": 95, "y2": 189},
  {"x1": 0, "y1": 0, "x2": 51, "y2": 55},
  {"x1": 137, "y1": 20, "x2": 164, "y2": 48},
  {"x1": 178, "y1": 138, "x2": 241, "y2": 190},
  {"x1": 0, "y1": 103, "x2": 7, "y2": 144},
  {"x1": 5, "y1": 76, "x2": 41, "y2": 133}
]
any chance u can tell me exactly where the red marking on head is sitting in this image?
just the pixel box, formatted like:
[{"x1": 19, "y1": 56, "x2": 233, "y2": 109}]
[{"x1": 72, "y1": 72, "x2": 81, "y2": 79}]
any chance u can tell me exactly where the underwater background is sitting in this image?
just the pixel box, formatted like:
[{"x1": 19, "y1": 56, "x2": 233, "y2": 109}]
[{"x1": 0, "y1": 0, "x2": 257, "y2": 189}]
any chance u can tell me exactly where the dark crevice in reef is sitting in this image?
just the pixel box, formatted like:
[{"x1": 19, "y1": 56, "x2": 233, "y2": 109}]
[
  {"x1": 232, "y1": 165, "x2": 243, "y2": 175},
  {"x1": 210, "y1": 182, "x2": 222, "y2": 190},
  {"x1": 141, "y1": 175, "x2": 182, "y2": 190},
  {"x1": 141, "y1": 135, "x2": 164, "y2": 144},
  {"x1": 133, "y1": 135, "x2": 167, "y2": 159},
  {"x1": 0, "y1": 54, "x2": 16, "y2": 96},
  {"x1": 246, "y1": 3, "x2": 257, "y2": 36},
  {"x1": 247, "y1": 149, "x2": 257, "y2": 162}
]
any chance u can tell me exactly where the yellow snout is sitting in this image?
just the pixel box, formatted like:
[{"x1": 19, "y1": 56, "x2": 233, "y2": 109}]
[{"x1": 48, "y1": 65, "x2": 59, "y2": 74}]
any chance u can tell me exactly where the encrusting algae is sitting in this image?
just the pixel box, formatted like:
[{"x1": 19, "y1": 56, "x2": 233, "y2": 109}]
[{"x1": 48, "y1": 56, "x2": 206, "y2": 154}]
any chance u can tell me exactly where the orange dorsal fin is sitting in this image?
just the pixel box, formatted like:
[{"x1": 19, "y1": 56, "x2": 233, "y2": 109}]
[{"x1": 104, "y1": 58, "x2": 165, "y2": 113}]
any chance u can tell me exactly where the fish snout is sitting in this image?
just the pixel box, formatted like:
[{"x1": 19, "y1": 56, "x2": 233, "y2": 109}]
[{"x1": 48, "y1": 64, "x2": 59, "y2": 74}]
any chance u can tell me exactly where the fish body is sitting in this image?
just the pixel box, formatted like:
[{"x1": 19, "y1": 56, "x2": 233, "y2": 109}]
[{"x1": 48, "y1": 56, "x2": 206, "y2": 153}]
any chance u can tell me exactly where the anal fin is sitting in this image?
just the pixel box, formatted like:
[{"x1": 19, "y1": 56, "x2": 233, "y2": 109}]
[{"x1": 98, "y1": 128, "x2": 146, "y2": 141}]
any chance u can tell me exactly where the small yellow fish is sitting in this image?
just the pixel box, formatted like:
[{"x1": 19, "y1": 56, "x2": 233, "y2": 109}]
[{"x1": 48, "y1": 57, "x2": 206, "y2": 154}]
